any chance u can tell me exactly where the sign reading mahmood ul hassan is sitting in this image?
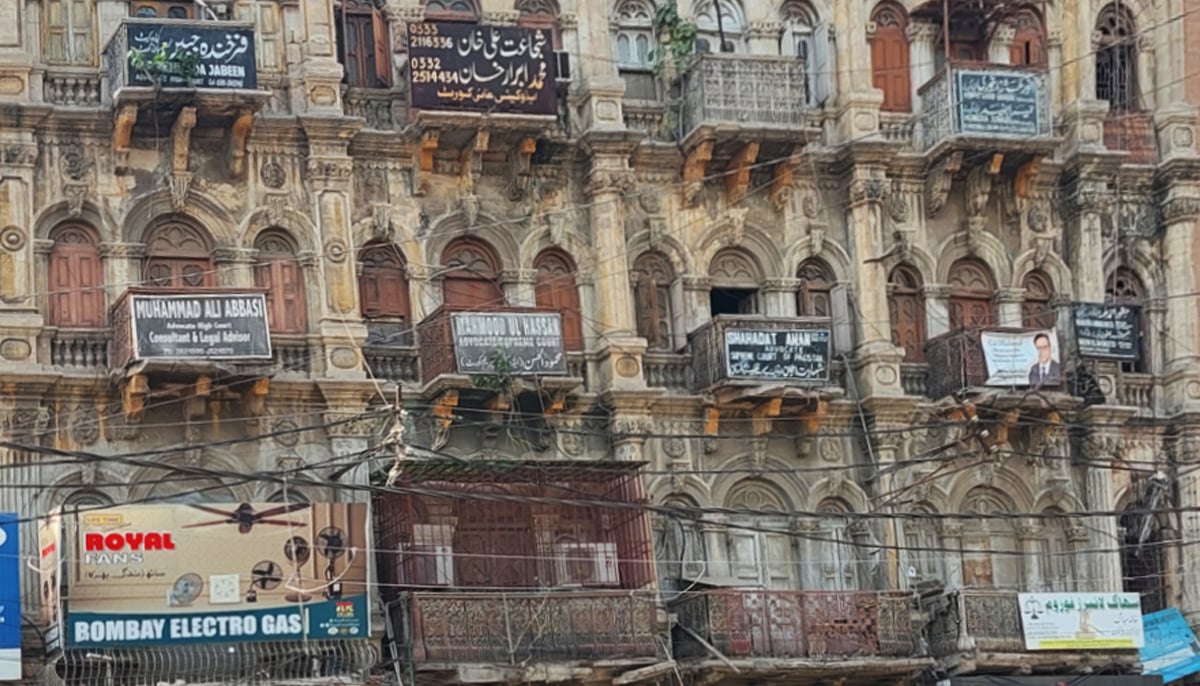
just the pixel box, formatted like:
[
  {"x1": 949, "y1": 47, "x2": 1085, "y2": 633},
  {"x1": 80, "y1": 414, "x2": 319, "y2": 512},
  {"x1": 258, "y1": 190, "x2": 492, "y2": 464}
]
[
  {"x1": 1018, "y1": 592, "x2": 1144, "y2": 650},
  {"x1": 1142, "y1": 609, "x2": 1200, "y2": 683},
  {"x1": 0, "y1": 513, "x2": 21, "y2": 680}
]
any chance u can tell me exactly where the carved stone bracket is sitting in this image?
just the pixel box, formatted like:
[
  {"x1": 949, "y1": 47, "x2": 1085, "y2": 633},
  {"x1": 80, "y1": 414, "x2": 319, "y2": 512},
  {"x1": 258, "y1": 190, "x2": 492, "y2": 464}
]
[
  {"x1": 726, "y1": 142, "x2": 760, "y2": 206},
  {"x1": 122, "y1": 374, "x2": 149, "y2": 423},
  {"x1": 683, "y1": 140, "x2": 713, "y2": 207},
  {"x1": 172, "y1": 106, "x2": 197, "y2": 173},
  {"x1": 965, "y1": 153, "x2": 1002, "y2": 217},
  {"x1": 169, "y1": 172, "x2": 192, "y2": 211},
  {"x1": 749, "y1": 397, "x2": 783, "y2": 435},
  {"x1": 770, "y1": 161, "x2": 794, "y2": 211},
  {"x1": 924, "y1": 151, "x2": 963, "y2": 217},
  {"x1": 113, "y1": 103, "x2": 138, "y2": 158},
  {"x1": 1015, "y1": 155, "x2": 1043, "y2": 199},
  {"x1": 242, "y1": 378, "x2": 270, "y2": 417},
  {"x1": 506, "y1": 136, "x2": 537, "y2": 200},
  {"x1": 458, "y1": 129, "x2": 489, "y2": 192},
  {"x1": 227, "y1": 110, "x2": 255, "y2": 177},
  {"x1": 412, "y1": 129, "x2": 438, "y2": 196}
]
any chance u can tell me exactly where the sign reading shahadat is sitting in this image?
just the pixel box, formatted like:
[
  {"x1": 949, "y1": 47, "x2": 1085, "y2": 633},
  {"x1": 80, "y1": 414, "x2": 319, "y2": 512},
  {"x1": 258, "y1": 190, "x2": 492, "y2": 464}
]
[{"x1": 1018, "y1": 592, "x2": 1145, "y2": 650}]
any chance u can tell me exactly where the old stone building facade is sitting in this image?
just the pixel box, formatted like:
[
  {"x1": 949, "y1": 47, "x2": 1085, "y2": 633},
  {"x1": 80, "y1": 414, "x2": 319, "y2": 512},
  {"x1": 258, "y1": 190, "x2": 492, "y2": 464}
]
[{"x1": 0, "y1": 0, "x2": 1197, "y2": 684}]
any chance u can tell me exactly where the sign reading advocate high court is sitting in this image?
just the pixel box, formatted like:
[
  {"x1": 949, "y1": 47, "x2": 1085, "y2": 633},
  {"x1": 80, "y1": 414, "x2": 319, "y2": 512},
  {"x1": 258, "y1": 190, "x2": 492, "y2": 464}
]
[
  {"x1": 124, "y1": 292, "x2": 272, "y2": 361},
  {"x1": 57, "y1": 503, "x2": 370, "y2": 648},
  {"x1": 407, "y1": 21, "x2": 556, "y2": 114}
]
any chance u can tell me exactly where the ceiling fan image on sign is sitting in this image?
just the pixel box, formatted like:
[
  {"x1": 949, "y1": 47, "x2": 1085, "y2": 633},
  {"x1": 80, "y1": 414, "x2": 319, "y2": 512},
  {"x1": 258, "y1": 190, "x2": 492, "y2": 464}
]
[{"x1": 184, "y1": 503, "x2": 311, "y2": 534}]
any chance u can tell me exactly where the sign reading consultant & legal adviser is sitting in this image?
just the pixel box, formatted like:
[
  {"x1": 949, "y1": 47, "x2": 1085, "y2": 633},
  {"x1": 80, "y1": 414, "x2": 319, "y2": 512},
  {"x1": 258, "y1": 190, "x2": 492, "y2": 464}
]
[
  {"x1": 115, "y1": 291, "x2": 272, "y2": 363},
  {"x1": 44, "y1": 503, "x2": 370, "y2": 649}
]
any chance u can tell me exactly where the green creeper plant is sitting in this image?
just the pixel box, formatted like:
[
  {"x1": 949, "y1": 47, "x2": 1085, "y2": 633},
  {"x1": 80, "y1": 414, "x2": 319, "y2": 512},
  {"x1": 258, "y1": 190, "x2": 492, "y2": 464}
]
[
  {"x1": 128, "y1": 42, "x2": 203, "y2": 87},
  {"x1": 649, "y1": 2, "x2": 697, "y2": 78}
]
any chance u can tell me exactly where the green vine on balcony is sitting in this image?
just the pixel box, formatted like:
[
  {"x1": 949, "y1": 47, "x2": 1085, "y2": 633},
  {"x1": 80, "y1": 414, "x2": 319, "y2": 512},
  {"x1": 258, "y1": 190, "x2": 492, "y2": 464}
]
[
  {"x1": 649, "y1": 2, "x2": 697, "y2": 78},
  {"x1": 472, "y1": 348, "x2": 517, "y2": 395},
  {"x1": 128, "y1": 42, "x2": 203, "y2": 88}
]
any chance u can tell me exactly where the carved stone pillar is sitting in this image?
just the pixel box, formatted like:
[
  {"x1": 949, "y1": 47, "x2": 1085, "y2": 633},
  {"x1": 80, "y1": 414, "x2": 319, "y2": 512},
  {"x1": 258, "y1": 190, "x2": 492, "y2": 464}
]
[
  {"x1": 746, "y1": 22, "x2": 782, "y2": 56},
  {"x1": 924, "y1": 284, "x2": 951, "y2": 339},
  {"x1": 303, "y1": 117, "x2": 366, "y2": 378},
  {"x1": 833, "y1": 3, "x2": 883, "y2": 142},
  {"x1": 906, "y1": 23, "x2": 938, "y2": 113},
  {"x1": 291, "y1": 0, "x2": 345, "y2": 116},
  {"x1": 0, "y1": 139, "x2": 38, "y2": 319},
  {"x1": 846, "y1": 172, "x2": 902, "y2": 397},
  {"x1": 996, "y1": 288, "x2": 1025, "y2": 328},
  {"x1": 762, "y1": 278, "x2": 799, "y2": 317},
  {"x1": 502, "y1": 268, "x2": 538, "y2": 308},
  {"x1": 1016, "y1": 519, "x2": 1042, "y2": 590},
  {"x1": 1159, "y1": 191, "x2": 1200, "y2": 383},
  {"x1": 940, "y1": 521, "x2": 964, "y2": 588},
  {"x1": 212, "y1": 247, "x2": 256, "y2": 289},
  {"x1": 681, "y1": 275, "x2": 711, "y2": 337},
  {"x1": 1063, "y1": 175, "x2": 1111, "y2": 302},
  {"x1": 701, "y1": 517, "x2": 731, "y2": 579},
  {"x1": 99, "y1": 242, "x2": 147, "y2": 299}
]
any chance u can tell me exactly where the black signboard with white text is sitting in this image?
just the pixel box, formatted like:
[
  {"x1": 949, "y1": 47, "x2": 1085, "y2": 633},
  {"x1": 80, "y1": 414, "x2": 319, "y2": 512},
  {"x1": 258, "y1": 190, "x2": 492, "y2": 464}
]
[
  {"x1": 124, "y1": 21, "x2": 258, "y2": 89},
  {"x1": 956, "y1": 69, "x2": 1041, "y2": 137},
  {"x1": 407, "y1": 22, "x2": 556, "y2": 114},
  {"x1": 129, "y1": 294, "x2": 272, "y2": 361},
  {"x1": 1073, "y1": 302, "x2": 1141, "y2": 361},
  {"x1": 451, "y1": 312, "x2": 567, "y2": 375},
  {"x1": 724, "y1": 328, "x2": 831, "y2": 382}
]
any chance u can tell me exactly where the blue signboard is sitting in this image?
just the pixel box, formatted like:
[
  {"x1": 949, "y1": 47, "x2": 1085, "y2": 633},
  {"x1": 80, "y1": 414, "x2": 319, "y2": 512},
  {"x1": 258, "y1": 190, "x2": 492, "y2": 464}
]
[
  {"x1": 1142, "y1": 609, "x2": 1200, "y2": 683},
  {"x1": 0, "y1": 514, "x2": 21, "y2": 680}
]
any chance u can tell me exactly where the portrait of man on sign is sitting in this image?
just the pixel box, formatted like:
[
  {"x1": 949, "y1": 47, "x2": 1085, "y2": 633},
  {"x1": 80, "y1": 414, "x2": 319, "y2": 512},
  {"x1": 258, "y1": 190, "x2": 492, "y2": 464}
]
[{"x1": 1028, "y1": 332, "x2": 1061, "y2": 386}]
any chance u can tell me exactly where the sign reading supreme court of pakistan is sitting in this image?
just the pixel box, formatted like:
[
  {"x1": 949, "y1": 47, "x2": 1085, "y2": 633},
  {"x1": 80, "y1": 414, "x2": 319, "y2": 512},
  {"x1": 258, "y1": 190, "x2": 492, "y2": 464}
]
[{"x1": 127, "y1": 293, "x2": 272, "y2": 361}]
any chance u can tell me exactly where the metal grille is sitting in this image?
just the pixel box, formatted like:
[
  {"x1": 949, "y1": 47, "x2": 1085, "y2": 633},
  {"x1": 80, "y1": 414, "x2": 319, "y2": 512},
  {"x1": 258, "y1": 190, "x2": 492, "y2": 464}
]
[{"x1": 678, "y1": 54, "x2": 807, "y2": 139}]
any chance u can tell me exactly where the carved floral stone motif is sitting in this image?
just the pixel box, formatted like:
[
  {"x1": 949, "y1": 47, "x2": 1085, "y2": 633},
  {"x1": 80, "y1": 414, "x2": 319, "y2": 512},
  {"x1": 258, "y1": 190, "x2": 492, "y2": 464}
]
[{"x1": 260, "y1": 160, "x2": 286, "y2": 189}]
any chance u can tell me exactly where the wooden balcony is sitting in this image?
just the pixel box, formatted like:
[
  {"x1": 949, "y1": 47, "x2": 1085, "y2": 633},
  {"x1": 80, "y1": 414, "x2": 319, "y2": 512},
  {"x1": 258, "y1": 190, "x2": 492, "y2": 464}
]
[
  {"x1": 671, "y1": 590, "x2": 924, "y2": 670},
  {"x1": 690, "y1": 316, "x2": 836, "y2": 393},
  {"x1": 390, "y1": 591, "x2": 664, "y2": 667},
  {"x1": 918, "y1": 63, "x2": 1054, "y2": 156},
  {"x1": 925, "y1": 590, "x2": 1141, "y2": 674},
  {"x1": 923, "y1": 328, "x2": 1068, "y2": 400}
]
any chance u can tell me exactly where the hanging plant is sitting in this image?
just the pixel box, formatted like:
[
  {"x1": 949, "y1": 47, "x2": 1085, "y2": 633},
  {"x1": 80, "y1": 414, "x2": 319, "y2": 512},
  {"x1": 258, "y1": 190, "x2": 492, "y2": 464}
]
[
  {"x1": 473, "y1": 348, "x2": 518, "y2": 395},
  {"x1": 128, "y1": 42, "x2": 203, "y2": 87},
  {"x1": 649, "y1": 2, "x2": 697, "y2": 78}
]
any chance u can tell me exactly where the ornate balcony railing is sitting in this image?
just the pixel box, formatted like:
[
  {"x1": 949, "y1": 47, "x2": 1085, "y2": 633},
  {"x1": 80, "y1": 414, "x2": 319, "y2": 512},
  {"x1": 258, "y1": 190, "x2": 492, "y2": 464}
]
[
  {"x1": 643, "y1": 352, "x2": 693, "y2": 392},
  {"x1": 678, "y1": 54, "x2": 807, "y2": 140},
  {"x1": 44, "y1": 69, "x2": 103, "y2": 107},
  {"x1": 925, "y1": 589, "x2": 1023, "y2": 657},
  {"x1": 343, "y1": 87, "x2": 402, "y2": 130},
  {"x1": 672, "y1": 590, "x2": 919, "y2": 660},
  {"x1": 414, "y1": 306, "x2": 573, "y2": 386},
  {"x1": 364, "y1": 346, "x2": 420, "y2": 384},
  {"x1": 48, "y1": 330, "x2": 109, "y2": 369},
  {"x1": 900, "y1": 363, "x2": 929, "y2": 397},
  {"x1": 391, "y1": 591, "x2": 663, "y2": 665},
  {"x1": 270, "y1": 335, "x2": 312, "y2": 374},
  {"x1": 919, "y1": 64, "x2": 1051, "y2": 151}
]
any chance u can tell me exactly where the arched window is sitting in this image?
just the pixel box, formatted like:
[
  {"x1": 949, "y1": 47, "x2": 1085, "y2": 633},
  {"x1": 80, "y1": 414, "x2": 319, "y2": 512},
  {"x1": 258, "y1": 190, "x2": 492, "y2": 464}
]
[
  {"x1": 796, "y1": 258, "x2": 835, "y2": 317},
  {"x1": 709, "y1": 248, "x2": 761, "y2": 316},
  {"x1": 516, "y1": 0, "x2": 559, "y2": 46},
  {"x1": 779, "y1": 1, "x2": 823, "y2": 105},
  {"x1": 904, "y1": 505, "x2": 943, "y2": 583},
  {"x1": 1021, "y1": 270, "x2": 1055, "y2": 329},
  {"x1": 425, "y1": 0, "x2": 478, "y2": 21},
  {"x1": 1106, "y1": 266, "x2": 1147, "y2": 372},
  {"x1": 143, "y1": 218, "x2": 213, "y2": 288},
  {"x1": 441, "y1": 237, "x2": 504, "y2": 309},
  {"x1": 725, "y1": 480, "x2": 796, "y2": 589},
  {"x1": 337, "y1": 0, "x2": 392, "y2": 88},
  {"x1": 49, "y1": 224, "x2": 105, "y2": 328},
  {"x1": 1120, "y1": 498, "x2": 1167, "y2": 613},
  {"x1": 888, "y1": 264, "x2": 926, "y2": 362},
  {"x1": 63, "y1": 489, "x2": 114, "y2": 512},
  {"x1": 1095, "y1": 4, "x2": 1138, "y2": 111},
  {"x1": 130, "y1": 1, "x2": 193, "y2": 18},
  {"x1": 694, "y1": 0, "x2": 745, "y2": 53},
  {"x1": 1036, "y1": 510, "x2": 1074, "y2": 591},
  {"x1": 870, "y1": 3, "x2": 911, "y2": 113},
  {"x1": 615, "y1": 0, "x2": 654, "y2": 69},
  {"x1": 43, "y1": 0, "x2": 96, "y2": 65},
  {"x1": 533, "y1": 248, "x2": 583, "y2": 351},
  {"x1": 816, "y1": 499, "x2": 858, "y2": 590},
  {"x1": 948, "y1": 258, "x2": 997, "y2": 330},
  {"x1": 633, "y1": 251, "x2": 675, "y2": 350},
  {"x1": 1009, "y1": 9, "x2": 1047, "y2": 67},
  {"x1": 358, "y1": 242, "x2": 411, "y2": 321},
  {"x1": 961, "y1": 487, "x2": 1020, "y2": 588},
  {"x1": 253, "y1": 230, "x2": 307, "y2": 334}
]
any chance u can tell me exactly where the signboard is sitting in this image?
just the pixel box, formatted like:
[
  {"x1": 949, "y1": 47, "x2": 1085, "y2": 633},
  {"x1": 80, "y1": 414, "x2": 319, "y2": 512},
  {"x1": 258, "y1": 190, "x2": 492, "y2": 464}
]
[
  {"x1": 60, "y1": 503, "x2": 370, "y2": 649},
  {"x1": 125, "y1": 22, "x2": 258, "y2": 90},
  {"x1": 38, "y1": 512, "x2": 62, "y2": 655},
  {"x1": 450, "y1": 312, "x2": 566, "y2": 375},
  {"x1": 1142, "y1": 609, "x2": 1200, "y2": 683},
  {"x1": 407, "y1": 22, "x2": 556, "y2": 114},
  {"x1": 1018, "y1": 592, "x2": 1144, "y2": 650},
  {"x1": 980, "y1": 329, "x2": 1061, "y2": 387},
  {"x1": 1074, "y1": 302, "x2": 1141, "y2": 361},
  {"x1": 723, "y1": 328, "x2": 831, "y2": 382},
  {"x1": 128, "y1": 293, "x2": 272, "y2": 361},
  {"x1": 0, "y1": 514, "x2": 20, "y2": 680},
  {"x1": 956, "y1": 69, "x2": 1041, "y2": 137}
]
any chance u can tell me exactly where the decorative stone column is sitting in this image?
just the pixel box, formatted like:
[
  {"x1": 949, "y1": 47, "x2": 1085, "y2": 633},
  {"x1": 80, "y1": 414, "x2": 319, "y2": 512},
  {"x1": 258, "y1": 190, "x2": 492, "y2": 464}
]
[
  {"x1": 763, "y1": 278, "x2": 799, "y2": 317},
  {"x1": 845, "y1": 172, "x2": 903, "y2": 397},
  {"x1": 939, "y1": 521, "x2": 964, "y2": 588},
  {"x1": 291, "y1": 0, "x2": 345, "y2": 116},
  {"x1": 924, "y1": 284, "x2": 951, "y2": 339},
  {"x1": 701, "y1": 516, "x2": 731, "y2": 579},
  {"x1": 302, "y1": 117, "x2": 367, "y2": 379},
  {"x1": 833, "y1": 3, "x2": 883, "y2": 143},
  {"x1": 906, "y1": 23, "x2": 939, "y2": 113},
  {"x1": 1158, "y1": 192, "x2": 1200, "y2": 386},
  {"x1": 212, "y1": 247, "x2": 256, "y2": 289},
  {"x1": 1016, "y1": 518, "x2": 1042, "y2": 590},
  {"x1": 680, "y1": 275, "x2": 711, "y2": 336},
  {"x1": 1062, "y1": 177, "x2": 1111, "y2": 302},
  {"x1": 996, "y1": 287, "x2": 1024, "y2": 328},
  {"x1": 99, "y1": 242, "x2": 146, "y2": 297},
  {"x1": 746, "y1": 22, "x2": 782, "y2": 56},
  {"x1": 502, "y1": 268, "x2": 538, "y2": 308}
]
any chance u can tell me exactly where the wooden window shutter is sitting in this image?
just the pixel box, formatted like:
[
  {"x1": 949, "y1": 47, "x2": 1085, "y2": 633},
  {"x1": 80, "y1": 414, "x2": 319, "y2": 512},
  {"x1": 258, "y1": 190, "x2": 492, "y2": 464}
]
[{"x1": 372, "y1": 8, "x2": 392, "y2": 87}]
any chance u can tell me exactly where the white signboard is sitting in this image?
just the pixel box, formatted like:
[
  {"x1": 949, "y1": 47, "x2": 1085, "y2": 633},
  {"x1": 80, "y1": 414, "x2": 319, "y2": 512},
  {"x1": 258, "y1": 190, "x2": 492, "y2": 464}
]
[
  {"x1": 980, "y1": 329, "x2": 1061, "y2": 387},
  {"x1": 1018, "y1": 592, "x2": 1145, "y2": 650}
]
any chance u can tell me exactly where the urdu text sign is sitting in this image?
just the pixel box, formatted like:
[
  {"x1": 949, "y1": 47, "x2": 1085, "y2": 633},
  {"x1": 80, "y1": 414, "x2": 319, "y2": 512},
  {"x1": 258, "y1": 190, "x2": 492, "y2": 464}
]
[
  {"x1": 0, "y1": 514, "x2": 19, "y2": 680},
  {"x1": 1018, "y1": 592, "x2": 1144, "y2": 650},
  {"x1": 128, "y1": 294, "x2": 272, "y2": 361}
]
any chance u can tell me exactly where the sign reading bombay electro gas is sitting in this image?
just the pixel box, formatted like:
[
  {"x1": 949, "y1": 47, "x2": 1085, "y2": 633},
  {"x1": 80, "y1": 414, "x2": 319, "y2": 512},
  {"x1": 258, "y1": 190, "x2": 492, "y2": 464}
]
[
  {"x1": 128, "y1": 294, "x2": 271, "y2": 361},
  {"x1": 60, "y1": 503, "x2": 370, "y2": 649},
  {"x1": 1017, "y1": 592, "x2": 1144, "y2": 650},
  {"x1": 0, "y1": 514, "x2": 21, "y2": 680},
  {"x1": 450, "y1": 312, "x2": 567, "y2": 375},
  {"x1": 956, "y1": 69, "x2": 1041, "y2": 137},
  {"x1": 125, "y1": 21, "x2": 258, "y2": 90},
  {"x1": 407, "y1": 22, "x2": 556, "y2": 114},
  {"x1": 723, "y1": 328, "x2": 831, "y2": 381},
  {"x1": 1073, "y1": 302, "x2": 1141, "y2": 361}
]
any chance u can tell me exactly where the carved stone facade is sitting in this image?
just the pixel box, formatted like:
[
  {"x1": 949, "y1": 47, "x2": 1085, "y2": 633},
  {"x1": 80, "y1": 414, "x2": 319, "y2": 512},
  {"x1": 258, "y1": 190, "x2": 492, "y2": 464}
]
[{"x1": 1, "y1": 0, "x2": 1197, "y2": 684}]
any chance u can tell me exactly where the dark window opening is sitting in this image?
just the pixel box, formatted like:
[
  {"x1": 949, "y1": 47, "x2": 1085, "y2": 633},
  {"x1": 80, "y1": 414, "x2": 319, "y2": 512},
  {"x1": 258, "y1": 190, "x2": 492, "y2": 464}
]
[
  {"x1": 337, "y1": 3, "x2": 392, "y2": 89},
  {"x1": 710, "y1": 288, "x2": 758, "y2": 316}
]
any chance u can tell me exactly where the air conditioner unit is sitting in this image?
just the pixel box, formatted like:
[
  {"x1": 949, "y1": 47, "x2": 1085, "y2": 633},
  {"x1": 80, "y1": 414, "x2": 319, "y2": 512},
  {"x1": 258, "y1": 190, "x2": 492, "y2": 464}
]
[{"x1": 554, "y1": 542, "x2": 619, "y2": 586}]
